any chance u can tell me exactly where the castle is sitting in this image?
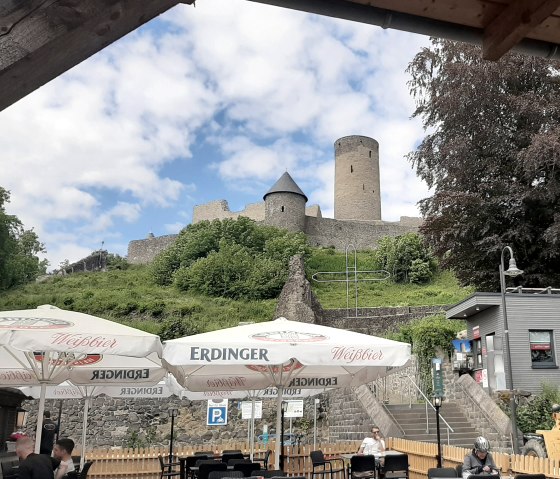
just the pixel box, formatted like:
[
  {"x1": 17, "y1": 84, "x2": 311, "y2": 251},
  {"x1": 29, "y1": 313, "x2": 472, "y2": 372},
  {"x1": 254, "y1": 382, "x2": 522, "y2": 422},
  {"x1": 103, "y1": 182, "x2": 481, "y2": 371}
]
[{"x1": 128, "y1": 135, "x2": 421, "y2": 264}]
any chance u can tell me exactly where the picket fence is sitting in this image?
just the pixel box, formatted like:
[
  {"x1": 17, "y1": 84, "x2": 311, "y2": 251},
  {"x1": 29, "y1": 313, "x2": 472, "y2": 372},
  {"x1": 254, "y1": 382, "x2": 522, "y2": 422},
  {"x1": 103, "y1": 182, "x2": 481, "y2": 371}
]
[{"x1": 83, "y1": 438, "x2": 560, "y2": 479}]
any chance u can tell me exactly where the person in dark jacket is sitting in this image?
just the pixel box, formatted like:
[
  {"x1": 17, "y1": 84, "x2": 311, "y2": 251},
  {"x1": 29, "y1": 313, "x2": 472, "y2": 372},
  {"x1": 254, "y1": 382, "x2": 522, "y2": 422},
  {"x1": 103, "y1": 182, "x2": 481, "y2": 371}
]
[
  {"x1": 462, "y1": 437, "x2": 499, "y2": 479},
  {"x1": 16, "y1": 437, "x2": 60, "y2": 479}
]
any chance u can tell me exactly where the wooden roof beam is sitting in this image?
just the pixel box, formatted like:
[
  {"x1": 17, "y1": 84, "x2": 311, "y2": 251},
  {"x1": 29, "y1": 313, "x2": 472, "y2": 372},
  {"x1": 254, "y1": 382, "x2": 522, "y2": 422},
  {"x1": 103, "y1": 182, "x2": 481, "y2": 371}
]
[{"x1": 483, "y1": 0, "x2": 560, "y2": 60}]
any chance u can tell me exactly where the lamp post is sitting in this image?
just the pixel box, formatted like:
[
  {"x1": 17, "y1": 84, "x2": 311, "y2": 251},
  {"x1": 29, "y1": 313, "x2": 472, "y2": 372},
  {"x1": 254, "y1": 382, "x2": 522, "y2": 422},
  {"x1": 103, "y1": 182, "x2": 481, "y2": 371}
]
[
  {"x1": 280, "y1": 401, "x2": 287, "y2": 471},
  {"x1": 500, "y1": 246, "x2": 523, "y2": 454},
  {"x1": 432, "y1": 396, "x2": 443, "y2": 468},
  {"x1": 169, "y1": 408, "x2": 178, "y2": 464},
  {"x1": 313, "y1": 398, "x2": 320, "y2": 449}
]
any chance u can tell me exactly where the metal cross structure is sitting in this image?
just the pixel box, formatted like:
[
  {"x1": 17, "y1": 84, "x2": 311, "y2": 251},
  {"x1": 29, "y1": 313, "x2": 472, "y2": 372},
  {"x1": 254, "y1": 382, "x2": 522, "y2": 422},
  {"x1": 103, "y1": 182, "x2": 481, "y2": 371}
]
[{"x1": 311, "y1": 244, "x2": 390, "y2": 318}]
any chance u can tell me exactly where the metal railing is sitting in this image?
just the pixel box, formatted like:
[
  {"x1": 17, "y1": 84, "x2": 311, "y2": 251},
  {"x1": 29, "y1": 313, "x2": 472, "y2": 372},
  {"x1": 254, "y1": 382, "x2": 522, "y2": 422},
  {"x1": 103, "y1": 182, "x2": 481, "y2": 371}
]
[{"x1": 405, "y1": 375, "x2": 455, "y2": 445}]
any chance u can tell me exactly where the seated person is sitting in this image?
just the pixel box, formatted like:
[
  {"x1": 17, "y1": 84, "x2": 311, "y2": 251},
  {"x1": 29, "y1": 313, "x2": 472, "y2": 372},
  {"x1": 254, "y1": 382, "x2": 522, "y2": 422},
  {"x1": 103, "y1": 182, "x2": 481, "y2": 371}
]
[
  {"x1": 462, "y1": 437, "x2": 499, "y2": 479},
  {"x1": 53, "y1": 438, "x2": 77, "y2": 479},
  {"x1": 16, "y1": 436, "x2": 60, "y2": 479},
  {"x1": 358, "y1": 426, "x2": 386, "y2": 455}
]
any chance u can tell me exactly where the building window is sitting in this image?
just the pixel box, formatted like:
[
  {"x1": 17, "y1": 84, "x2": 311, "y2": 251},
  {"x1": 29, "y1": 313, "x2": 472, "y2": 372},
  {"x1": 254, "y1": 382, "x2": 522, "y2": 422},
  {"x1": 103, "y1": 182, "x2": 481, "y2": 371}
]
[
  {"x1": 281, "y1": 206, "x2": 285, "y2": 212},
  {"x1": 350, "y1": 165, "x2": 353, "y2": 173},
  {"x1": 530, "y1": 330, "x2": 556, "y2": 368},
  {"x1": 473, "y1": 338, "x2": 483, "y2": 369},
  {"x1": 369, "y1": 150, "x2": 372, "y2": 158}
]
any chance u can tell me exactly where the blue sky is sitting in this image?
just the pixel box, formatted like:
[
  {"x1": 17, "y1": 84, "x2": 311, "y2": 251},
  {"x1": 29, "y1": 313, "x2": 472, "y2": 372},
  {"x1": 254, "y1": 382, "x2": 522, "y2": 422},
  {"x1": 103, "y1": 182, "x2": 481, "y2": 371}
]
[{"x1": 0, "y1": 0, "x2": 430, "y2": 270}]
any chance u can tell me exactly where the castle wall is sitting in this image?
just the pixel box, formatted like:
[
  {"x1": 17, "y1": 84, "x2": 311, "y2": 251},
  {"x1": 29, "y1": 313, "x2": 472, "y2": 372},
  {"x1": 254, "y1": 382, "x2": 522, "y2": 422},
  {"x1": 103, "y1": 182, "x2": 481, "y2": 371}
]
[
  {"x1": 264, "y1": 192, "x2": 307, "y2": 232},
  {"x1": 305, "y1": 204, "x2": 322, "y2": 218},
  {"x1": 128, "y1": 235, "x2": 178, "y2": 264},
  {"x1": 334, "y1": 135, "x2": 382, "y2": 221},
  {"x1": 192, "y1": 200, "x2": 265, "y2": 224},
  {"x1": 304, "y1": 216, "x2": 418, "y2": 250}
]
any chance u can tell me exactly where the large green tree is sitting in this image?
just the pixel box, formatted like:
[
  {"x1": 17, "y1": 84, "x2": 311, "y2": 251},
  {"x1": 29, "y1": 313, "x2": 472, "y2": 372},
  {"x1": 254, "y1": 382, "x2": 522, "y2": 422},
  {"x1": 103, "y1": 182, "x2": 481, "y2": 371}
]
[
  {"x1": 407, "y1": 39, "x2": 560, "y2": 290},
  {"x1": 0, "y1": 187, "x2": 48, "y2": 289}
]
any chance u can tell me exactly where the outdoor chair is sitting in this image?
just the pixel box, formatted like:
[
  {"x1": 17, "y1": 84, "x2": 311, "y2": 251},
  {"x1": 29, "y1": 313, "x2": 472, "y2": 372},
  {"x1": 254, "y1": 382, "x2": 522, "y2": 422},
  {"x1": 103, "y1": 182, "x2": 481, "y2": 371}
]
[
  {"x1": 1, "y1": 459, "x2": 20, "y2": 479},
  {"x1": 259, "y1": 470, "x2": 286, "y2": 478},
  {"x1": 222, "y1": 450, "x2": 243, "y2": 454},
  {"x1": 254, "y1": 450, "x2": 272, "y2": 470},
  {"x1": 196, "y1": 460, "x2": 223, "y2": 467},
  {"x1": 222, "y1": 453, "x2": 246, "y2": 464},
  {"x1": 427, "y1": 468, "x2": 457, "y2": 479},
  {"x1": 455, "y1": 465, "x2": 463, "y2": 478},
  {"x1": 233, "y1": 462, "x2": 261, "y2": 477},
  {"x1": 310, "y1": 450, "x2": 346, "y2": 479},
  {"x1": 198, "y1": 462, "x2": 228, "y2": 479},
  {"x1": 78, "y1": 461, "x2": 95, "y2": 479},
  {"x1": 350, "y1": 455, "x2": 377, "y2": 479},
  {"x1": 514, "y1": 476, "x2": 546, "y2": 479},
  {"x1": 184, "y1": 456, "x2": 209, "y2": 479},
  {"x1": 159, "y1": 456, "x2": 181, "y2": 479},
  {"x1": 209, "y1": 471, "x2": 244, "y2": 479},
  {"x1": 196, "y1": 451, "x2": 216, "y2": 457},
  {"x1": 380, "y1": 454, "x2": 408, "y2": 479}
]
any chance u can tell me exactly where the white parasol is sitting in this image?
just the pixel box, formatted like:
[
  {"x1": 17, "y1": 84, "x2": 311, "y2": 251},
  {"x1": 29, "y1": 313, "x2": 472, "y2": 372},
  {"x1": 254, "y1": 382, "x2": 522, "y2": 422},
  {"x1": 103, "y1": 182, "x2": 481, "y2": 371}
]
[
  {"x1": 0, "y1": 305, "x2": 163, "y2": 454},
  {"x1": 163, "y1": 317, "x2": 411, "y2": 467}
]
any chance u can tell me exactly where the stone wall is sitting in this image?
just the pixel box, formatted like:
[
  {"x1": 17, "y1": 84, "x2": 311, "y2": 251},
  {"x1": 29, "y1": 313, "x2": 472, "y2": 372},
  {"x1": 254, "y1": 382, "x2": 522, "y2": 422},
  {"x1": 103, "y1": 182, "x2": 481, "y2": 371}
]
[
  {"x1": 22, "y1": 394, "x2": 331, "y2": 450},
  {"x1": 304, "y1": 216, "x2": 418, "y2": 251},
  {"x1": 128, "y1": 235, "x2": 178, "y2": 265},
  {"x1": 192, "y1": 200, "x2": 265, "y2": 224}
]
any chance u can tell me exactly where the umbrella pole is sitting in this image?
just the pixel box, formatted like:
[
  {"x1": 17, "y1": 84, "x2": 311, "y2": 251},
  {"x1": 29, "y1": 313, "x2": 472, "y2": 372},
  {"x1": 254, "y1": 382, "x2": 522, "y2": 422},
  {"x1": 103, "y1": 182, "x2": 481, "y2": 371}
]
[
  {"x1": 80, "y1": 397, "x2": 90, "y2": 470},
  {"x1": 250, "y1": 397, "x2": 256, "y2": 461},
  {"x1": 274, "y1": 386, "x2": 283, "y2": 471},
  {"x1": 34, "y1": 383, "x2": 47, "y2": 454}
]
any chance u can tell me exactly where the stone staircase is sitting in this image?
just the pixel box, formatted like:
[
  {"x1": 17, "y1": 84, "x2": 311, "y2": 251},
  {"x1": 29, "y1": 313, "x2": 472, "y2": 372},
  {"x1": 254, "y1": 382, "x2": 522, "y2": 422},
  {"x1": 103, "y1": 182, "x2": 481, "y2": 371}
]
[
  {"x1": 384, "y1": 403, "x2": 479, "y2": 448},
  {"x1": 328, "y1": 388, "x2": 373, "y2": 442}
]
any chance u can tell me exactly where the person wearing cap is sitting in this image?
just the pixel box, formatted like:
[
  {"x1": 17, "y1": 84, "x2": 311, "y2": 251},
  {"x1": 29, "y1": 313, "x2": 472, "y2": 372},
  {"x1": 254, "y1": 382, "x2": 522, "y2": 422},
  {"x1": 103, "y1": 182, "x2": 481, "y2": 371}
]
[{"x1": 462, "y1": 437, "x2": 499, "y2": 479}]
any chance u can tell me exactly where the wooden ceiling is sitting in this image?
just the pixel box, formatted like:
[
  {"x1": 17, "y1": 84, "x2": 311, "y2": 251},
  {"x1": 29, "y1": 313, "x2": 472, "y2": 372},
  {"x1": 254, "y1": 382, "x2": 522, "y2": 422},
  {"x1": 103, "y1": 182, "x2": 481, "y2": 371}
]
[{"x1": 1, "y1": 0, "x2": 559, "y2": 112}]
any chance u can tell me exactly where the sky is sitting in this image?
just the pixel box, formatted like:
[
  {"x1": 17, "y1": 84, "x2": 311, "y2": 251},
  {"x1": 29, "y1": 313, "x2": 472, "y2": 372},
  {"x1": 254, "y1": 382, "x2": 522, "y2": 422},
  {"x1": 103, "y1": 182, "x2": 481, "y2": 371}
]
[{"x1": 0, "y1": 0, "x2": 431, "y2": 270}]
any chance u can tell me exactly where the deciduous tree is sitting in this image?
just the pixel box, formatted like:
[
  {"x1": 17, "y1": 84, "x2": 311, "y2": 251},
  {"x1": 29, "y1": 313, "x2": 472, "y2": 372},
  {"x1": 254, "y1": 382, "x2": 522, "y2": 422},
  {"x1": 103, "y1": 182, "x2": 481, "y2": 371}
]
[{"x1": 407, "y1": 39, "x2": 560, "y2": 290}]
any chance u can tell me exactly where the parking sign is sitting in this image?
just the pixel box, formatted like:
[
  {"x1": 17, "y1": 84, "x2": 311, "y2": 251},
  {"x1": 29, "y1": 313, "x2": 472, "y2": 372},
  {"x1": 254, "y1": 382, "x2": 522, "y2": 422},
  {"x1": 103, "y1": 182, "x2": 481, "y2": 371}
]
[{"x1": 207, "y1": 399, "x2": 228, "y2": 425}]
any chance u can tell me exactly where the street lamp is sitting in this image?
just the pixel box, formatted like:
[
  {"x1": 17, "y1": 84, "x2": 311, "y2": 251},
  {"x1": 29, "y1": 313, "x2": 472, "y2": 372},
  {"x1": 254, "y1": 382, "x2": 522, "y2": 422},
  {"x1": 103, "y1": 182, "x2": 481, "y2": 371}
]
[
  {"x1": 500, "y1": 246, "x2": 523, "y2": 454},
  {"x1": 169, "y1": 408, "x2": 178, "y2": 464},
  {"x1": 432, "y1": 396, "x2": 443, "y2": 468}
]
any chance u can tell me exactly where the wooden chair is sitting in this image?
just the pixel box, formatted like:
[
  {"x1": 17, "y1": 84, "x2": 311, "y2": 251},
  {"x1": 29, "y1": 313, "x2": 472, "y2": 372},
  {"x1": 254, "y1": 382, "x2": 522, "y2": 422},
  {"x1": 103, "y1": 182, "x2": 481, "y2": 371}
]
[{"x1": 310, "y1": 451, "x2": 346, "y2": 479}]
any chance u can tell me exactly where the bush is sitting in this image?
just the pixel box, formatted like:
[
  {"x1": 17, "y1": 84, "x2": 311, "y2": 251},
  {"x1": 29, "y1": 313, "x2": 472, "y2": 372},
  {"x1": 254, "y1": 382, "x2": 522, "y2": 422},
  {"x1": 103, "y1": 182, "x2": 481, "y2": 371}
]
[
  {"x1": 374, "y1": 233, "x2": 437, "y2": 283},
  {"x1": 516, "y1": 383, "x2": 560, "y2": 433},
  {"x1": 158, "y1": 317, "x2": 201, "y2": 341}
]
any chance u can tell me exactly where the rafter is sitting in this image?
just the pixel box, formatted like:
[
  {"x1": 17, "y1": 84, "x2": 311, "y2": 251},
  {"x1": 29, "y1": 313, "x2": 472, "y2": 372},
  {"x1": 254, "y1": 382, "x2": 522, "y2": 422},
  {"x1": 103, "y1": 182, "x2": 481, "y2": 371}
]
[{"x1": 483, "y1": 0, "x2": 560, "y2": 60}]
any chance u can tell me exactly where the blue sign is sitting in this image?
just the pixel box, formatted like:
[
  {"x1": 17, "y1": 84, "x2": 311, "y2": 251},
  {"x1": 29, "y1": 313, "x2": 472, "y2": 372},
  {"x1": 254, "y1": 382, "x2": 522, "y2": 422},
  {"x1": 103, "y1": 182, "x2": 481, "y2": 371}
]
[{"x1": 207, "y1": 399, "x2": 228, "y2": 426}]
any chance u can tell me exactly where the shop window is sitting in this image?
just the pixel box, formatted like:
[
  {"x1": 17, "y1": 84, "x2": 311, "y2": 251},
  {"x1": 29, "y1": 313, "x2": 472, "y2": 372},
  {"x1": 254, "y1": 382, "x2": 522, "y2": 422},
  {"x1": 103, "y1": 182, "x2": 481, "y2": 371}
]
[
  {"x1": 473, "y1": 337, "x2": 483, "y2": 369},
  {"x1": 530, "y1": 330, "x2": 556, "y2": 368}
]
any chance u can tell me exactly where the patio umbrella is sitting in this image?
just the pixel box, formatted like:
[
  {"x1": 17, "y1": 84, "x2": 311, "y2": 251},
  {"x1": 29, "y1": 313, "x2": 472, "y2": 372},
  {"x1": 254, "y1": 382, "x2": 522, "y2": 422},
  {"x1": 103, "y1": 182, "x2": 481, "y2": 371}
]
[
  {"x1": 0, "y1": 305, "x2": 163, "y2": 454},
  {"x1": 163, "y1": 317, "x2": 411, "y2": 467}
]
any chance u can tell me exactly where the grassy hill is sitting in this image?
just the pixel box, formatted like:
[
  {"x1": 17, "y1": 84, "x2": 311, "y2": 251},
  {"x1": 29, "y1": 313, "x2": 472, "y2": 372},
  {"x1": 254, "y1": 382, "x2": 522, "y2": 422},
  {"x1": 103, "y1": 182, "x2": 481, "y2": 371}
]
[{"x1": 0, "y1": 250, "x2": 473, "y2": 334}]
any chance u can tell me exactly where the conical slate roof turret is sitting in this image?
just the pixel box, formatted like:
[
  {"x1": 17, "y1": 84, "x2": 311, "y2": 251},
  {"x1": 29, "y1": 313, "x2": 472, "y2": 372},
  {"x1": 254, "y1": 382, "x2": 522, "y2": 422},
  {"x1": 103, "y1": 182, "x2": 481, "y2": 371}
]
[{"x1": 263, "y1": 171, "x2": 308, "y2": 202}]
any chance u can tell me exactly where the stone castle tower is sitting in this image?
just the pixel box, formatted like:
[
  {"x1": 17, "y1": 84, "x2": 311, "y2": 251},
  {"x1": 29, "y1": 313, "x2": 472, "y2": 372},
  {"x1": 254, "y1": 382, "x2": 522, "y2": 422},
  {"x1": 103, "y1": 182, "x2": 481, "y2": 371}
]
[
  {"x1": 263, "y1": 171, "x2": 307, "y2": 232},
  {"x1": 334, "y1": 135, "x2": 381, "y2": 221}
]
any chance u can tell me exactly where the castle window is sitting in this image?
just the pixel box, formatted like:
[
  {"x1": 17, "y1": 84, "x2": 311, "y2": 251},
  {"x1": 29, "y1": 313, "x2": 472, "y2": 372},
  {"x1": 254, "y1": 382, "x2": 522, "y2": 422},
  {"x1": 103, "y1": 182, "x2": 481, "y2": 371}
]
[
  {"x1": 281, "y1": 206, "x2": 285, "y2": 212},
  {"x1": 369, "y1": 150, "x2": 372, "y2": 158},
  {"x1": 350, "y1": 165, "x2": 353, "y2": 173},
  {"x1": 363, "y1": 184, "x2": 365, "y2": 190}
]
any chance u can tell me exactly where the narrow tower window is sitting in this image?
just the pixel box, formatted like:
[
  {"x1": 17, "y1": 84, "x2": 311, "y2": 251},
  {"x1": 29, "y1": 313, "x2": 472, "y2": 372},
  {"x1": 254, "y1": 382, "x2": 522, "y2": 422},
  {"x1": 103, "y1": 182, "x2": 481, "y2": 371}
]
[
  {"x1": 350, "y1": 165, "x2": 353, "y2": 173},
  {"x1": 369, "y1": 150, "x2": 372, "y2": 158},
  {"x1": 363, "y1": 184, "x2": 365, "y2": 190},
  {"x1": 281, "y1": 206, "x2": 285, "y2": 212}
]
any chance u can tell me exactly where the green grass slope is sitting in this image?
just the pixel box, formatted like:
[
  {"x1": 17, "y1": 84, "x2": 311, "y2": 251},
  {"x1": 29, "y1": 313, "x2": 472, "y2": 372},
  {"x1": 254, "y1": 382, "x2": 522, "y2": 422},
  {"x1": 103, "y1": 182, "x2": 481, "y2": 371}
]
[{"x1": 0, "y1": 252, "x2": 473, "y2": 332}]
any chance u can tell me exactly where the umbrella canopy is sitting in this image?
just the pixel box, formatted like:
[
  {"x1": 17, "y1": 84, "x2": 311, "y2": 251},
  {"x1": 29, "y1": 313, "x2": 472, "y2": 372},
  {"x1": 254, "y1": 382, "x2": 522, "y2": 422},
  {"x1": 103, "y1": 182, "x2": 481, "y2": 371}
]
[
  {"x1": 163, "y1": 317, "x2": 411, "y2": 467},
  {"x1": 0, "y1": 305, "x2": 163, "y2": 453}
]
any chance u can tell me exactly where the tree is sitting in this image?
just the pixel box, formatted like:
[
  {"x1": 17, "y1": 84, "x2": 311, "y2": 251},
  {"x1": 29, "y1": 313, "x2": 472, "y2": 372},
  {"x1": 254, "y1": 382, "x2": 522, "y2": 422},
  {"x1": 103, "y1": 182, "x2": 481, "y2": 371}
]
[
  {"x1": 407, "y1": 39, "x2": 560, "y2": 290},
  {"x1": 0, "y1": 187, "x2": 48, "y2": 289}
]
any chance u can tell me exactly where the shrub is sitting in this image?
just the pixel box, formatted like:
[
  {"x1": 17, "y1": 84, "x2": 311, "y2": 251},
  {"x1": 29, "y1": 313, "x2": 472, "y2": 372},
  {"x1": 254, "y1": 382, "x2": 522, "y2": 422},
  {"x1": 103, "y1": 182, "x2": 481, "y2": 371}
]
[
  {"x1": 516, "y1": 383, "x2": 560, "y2": 433},
  {"x1": 159, "y1": 317, "x2": 201, "y2": 341},
  {"x1": 374, "y1": 233, "x2": 437, "y2": 283}
]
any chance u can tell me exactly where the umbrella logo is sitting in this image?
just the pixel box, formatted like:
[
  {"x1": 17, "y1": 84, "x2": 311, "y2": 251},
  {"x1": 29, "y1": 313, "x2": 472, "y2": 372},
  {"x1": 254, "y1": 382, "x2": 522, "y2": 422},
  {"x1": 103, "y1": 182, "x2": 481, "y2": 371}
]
[
  {"x1": 33, "y1": 352, "x2": 102, "y2": 366},
  {"x1": 250, "y1": 330, "x2": 328, "y2": 342},
  {"x1": 246, "y1": 359, "x2": 304, "y2": 373},
  {"x1": 0, "y1": 317, "x2": 73, "y2": 329}
]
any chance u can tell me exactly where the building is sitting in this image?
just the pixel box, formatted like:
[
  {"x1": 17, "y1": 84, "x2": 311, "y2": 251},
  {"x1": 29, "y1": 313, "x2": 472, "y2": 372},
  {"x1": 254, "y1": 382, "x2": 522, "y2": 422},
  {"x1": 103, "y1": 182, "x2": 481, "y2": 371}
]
[
  {"x1": 128, "y1": 135, "x2": 422, "y2": 264},
  {"x1": 446, "y1": 288, "x2": 560, "y2": 395}
]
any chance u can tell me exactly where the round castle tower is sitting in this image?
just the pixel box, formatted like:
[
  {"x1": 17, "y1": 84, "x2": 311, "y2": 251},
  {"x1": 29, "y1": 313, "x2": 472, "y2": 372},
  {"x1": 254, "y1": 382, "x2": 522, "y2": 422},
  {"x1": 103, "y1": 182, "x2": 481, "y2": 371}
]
[
  {"x1": 263, "y1": 171, "x2": 307, "y2": 232},
  {"x1": 334, "y1": 135, "x2": 381, "y2": 221}
]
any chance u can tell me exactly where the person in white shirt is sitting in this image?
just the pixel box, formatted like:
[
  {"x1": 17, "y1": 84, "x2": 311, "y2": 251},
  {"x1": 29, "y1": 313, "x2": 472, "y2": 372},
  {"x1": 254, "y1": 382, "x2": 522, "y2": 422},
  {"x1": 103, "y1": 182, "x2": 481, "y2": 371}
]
[
  {"x1": 53, "y1": 438, "x2": 76, "y2": 479},
  {"x1": 358, "y1": 426, "x2": 386, "y2": 455}
]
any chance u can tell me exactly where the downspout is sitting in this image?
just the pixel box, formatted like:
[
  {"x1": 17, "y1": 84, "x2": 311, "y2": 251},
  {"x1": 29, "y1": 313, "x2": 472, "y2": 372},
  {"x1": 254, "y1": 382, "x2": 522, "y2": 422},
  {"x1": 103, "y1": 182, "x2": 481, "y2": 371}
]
[{"x1": 248, "y1": 0, "x2": 560, "y2": 60}]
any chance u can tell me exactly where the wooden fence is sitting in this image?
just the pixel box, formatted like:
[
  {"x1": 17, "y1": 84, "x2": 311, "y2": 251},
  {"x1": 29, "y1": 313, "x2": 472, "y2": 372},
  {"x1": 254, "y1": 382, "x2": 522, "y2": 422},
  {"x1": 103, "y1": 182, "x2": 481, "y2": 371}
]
[{"x1": 84, "y1": 438, "x2": 560, "y2": 479}]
